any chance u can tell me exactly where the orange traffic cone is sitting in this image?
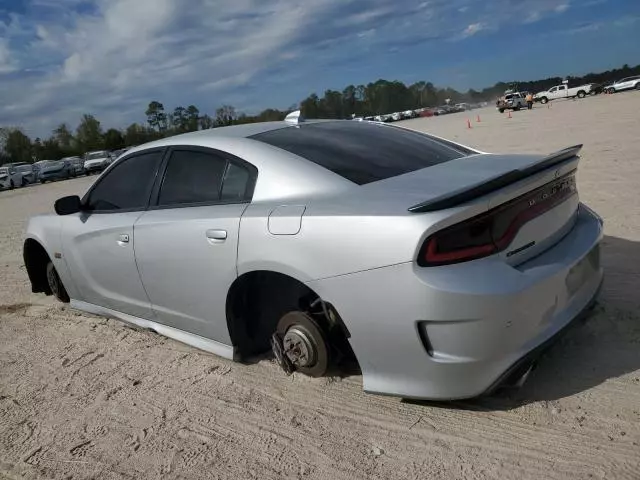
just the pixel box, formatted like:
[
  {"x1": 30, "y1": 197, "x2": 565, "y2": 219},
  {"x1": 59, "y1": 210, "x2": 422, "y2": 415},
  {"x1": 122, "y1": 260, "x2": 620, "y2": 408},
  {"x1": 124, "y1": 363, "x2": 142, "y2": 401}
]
[
  {"x1": 508, "y1": 111, "x2": 512, "y2": 119},
  {"x1": 467, "y1": 119, "x2": 472, "y2": 129},
  {"x1": 476, "y1": 114, "x2": 481, "y2": 123}
]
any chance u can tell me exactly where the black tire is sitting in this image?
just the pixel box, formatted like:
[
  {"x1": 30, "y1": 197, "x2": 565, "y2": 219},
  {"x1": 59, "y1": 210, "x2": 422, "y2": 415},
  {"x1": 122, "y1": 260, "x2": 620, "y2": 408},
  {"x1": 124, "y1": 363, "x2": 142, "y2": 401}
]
[
  {"x1": 275, "y1": 311, "x2": 329, "y2": 377},
  {"x1": 514, "y1": 106, "x2": 520, "y2": 111},
  {"x1": 46, "y1": 261, "x2": 70, "y2": 303},
  {"x1": 540, "y1": 97, "x2": 548, "y2": 104},
  {"x1": 40, "y1": 179, "x2": 46, "y2": 184},
  {"x1": 498, "y1": 109, "x2": 504, "y2": 113},
  {"x1": 85, "y1": 172, "x2": 90, "y2": 176},
  {"x1": 636, "y1": 83, "x2": 640, "y2": 90},
  {"x1": 577, "y1": 91, "x2": 586, "y2": 99},
  {"x1": 9, "y1": 180, "x2": 14, "y2": 190}
]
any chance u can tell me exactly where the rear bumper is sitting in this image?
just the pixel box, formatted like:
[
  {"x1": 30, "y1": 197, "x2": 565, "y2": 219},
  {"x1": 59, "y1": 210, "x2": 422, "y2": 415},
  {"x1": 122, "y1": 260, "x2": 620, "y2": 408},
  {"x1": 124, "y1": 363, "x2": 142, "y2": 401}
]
[
  {"x1": 309, "y1": 204, "x2": 603, "y2": 400},
  {"x1": 483, "y1": 277, "x2": 601, "y2": 395}
]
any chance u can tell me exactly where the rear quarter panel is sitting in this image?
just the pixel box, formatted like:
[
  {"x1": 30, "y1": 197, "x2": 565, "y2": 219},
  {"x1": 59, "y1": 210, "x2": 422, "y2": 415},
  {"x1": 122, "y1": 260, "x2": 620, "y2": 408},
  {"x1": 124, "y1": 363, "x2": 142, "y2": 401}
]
[{"x1": 237, "y1": 198, "x2": 479, "y2": 281}]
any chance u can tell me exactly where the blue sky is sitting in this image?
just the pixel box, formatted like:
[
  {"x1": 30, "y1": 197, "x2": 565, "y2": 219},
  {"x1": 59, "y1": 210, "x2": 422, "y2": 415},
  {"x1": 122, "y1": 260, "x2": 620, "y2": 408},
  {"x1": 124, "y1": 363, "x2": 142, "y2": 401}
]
[{"x1": 0, "y1": 0, "x2": 639, "y2": 137}]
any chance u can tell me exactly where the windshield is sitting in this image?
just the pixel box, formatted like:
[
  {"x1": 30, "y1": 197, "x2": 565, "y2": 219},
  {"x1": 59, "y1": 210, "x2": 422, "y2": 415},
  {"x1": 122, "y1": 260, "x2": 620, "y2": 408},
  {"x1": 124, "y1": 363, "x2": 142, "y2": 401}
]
[
  {"x1": 17, "y1": 165, "x2": 33, "y2": 172},
  {"x1": 35, "y1": 161, "x2": 53, "y2": 167},
  {"x1": 87, "y1": 152, "x2": 108, "y2": 160}
]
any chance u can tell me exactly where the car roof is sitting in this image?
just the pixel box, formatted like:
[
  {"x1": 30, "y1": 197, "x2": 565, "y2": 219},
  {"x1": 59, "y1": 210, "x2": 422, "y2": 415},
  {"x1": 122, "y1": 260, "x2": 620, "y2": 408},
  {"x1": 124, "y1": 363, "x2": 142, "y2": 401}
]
[
  {"x1": 122, "y1": 120, "x2": 358, "y2": 203},
  {"x1": 124, "y1": 119, "x2": 340, "y2": 157}
]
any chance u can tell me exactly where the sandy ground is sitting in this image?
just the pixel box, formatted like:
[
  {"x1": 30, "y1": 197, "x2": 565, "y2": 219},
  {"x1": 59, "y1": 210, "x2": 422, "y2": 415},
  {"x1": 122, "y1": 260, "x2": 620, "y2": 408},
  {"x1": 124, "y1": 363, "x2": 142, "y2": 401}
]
[{"x1": 1, "y1": 92, "x2": 640, "y2": 480}]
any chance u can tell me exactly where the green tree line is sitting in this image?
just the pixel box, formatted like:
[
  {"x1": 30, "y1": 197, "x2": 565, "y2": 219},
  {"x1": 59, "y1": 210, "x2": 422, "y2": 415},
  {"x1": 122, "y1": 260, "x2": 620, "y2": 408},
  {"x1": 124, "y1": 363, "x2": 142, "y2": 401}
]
[{"x1": 1, "y1": 62, "x2": 638, "y2": 164}]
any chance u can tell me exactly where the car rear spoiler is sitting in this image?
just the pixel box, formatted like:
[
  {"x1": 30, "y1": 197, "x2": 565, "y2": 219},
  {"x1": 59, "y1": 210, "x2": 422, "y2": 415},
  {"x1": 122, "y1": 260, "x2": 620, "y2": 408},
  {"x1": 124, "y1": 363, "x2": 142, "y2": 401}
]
[{"x1": 408, "y1": 145, "x2": 583, "y2": 213}]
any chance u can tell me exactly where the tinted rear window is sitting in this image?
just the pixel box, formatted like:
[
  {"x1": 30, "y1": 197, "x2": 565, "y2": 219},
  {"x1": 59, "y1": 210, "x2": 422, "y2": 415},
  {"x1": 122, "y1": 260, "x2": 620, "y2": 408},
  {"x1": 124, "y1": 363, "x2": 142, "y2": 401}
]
[{"x1": 250, "y1": 121, "x2": 471, "y2": 185}]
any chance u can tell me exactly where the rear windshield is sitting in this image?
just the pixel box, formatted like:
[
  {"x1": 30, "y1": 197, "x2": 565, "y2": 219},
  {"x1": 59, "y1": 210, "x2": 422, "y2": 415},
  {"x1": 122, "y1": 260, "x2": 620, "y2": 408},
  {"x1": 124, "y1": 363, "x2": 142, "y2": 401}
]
[{"x1": 250, "y1": 121, "x2": 472, "y2": 185}]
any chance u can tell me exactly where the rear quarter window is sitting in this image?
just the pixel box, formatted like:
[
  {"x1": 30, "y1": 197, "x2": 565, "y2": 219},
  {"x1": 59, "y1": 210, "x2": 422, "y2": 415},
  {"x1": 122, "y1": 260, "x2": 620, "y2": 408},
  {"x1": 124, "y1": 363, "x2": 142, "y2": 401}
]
[{"x1": 250, "y1": 121, "x2": 471, "y2": 185}]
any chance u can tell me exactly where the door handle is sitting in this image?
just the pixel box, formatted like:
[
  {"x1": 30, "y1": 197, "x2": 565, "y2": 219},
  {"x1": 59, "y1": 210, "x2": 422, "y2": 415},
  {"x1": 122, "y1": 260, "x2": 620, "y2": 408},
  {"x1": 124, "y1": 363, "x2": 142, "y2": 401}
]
[
  {"x1": 117, "y1": 234, "x2": 130, "y2": 245},
  {"x1": 206, "y1": 229, "x2": 227, "y2": 243}
]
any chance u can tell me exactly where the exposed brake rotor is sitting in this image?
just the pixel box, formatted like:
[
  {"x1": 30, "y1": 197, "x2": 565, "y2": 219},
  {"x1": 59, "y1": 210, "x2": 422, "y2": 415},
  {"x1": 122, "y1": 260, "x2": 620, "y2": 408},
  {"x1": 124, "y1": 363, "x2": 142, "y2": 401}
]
[{"x1": 270, "y1": 333, "x2": 294, "y2": 375}]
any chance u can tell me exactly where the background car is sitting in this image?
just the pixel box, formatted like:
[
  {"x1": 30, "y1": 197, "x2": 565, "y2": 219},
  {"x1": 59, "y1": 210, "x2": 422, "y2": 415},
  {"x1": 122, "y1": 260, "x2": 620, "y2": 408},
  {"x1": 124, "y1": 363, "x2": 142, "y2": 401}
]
[
  {"x1": 0, "y1": 165, "x2": 24, "y2": 189},
  {"x1": 24, "y1": 114, "x2": 602, "y2": 401},
  {"x1": 83, "y1": 150, "x2": 113, "y2": 174},
  {"x1": 15, "y1": 164, "x2": 37, "y2": 185},
  {"x1": 61, "y1": 156, "x2": 85, "y2": 176},
  {"x1": 606, "y1": 76, "x2": 640, "y2": 93},
  {"x1": 36, "y1": 160, "x2": 73, "y2": 183}
]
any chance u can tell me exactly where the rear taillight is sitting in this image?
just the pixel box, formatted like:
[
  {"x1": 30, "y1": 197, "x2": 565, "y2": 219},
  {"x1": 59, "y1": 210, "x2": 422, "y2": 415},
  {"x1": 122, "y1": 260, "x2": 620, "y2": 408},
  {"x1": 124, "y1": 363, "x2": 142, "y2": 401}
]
[{"x1": 418, "y1": 172, "x2": 577, "y2": 266}]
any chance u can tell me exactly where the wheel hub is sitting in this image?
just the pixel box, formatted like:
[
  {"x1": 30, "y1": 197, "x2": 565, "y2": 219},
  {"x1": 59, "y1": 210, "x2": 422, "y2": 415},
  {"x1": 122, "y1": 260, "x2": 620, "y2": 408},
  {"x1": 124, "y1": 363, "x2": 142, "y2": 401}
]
[{"x1": 283, "y1": 326, "x2": 317, "y2": 368}]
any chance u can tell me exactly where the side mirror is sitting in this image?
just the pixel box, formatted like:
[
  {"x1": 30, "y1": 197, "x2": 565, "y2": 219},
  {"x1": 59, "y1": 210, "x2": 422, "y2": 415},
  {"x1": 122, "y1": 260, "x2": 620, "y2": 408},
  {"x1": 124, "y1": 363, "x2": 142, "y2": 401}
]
[{"x1": 54, "y1": 195, "x2": 83, "y2": 216}]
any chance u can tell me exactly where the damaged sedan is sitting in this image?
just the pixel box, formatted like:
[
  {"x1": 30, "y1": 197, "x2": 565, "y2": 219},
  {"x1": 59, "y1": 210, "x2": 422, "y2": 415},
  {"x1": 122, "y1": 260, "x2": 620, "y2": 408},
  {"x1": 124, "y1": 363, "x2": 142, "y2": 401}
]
[{"x1": 23, "y1": 113, "x2": 603, "y2": 400}]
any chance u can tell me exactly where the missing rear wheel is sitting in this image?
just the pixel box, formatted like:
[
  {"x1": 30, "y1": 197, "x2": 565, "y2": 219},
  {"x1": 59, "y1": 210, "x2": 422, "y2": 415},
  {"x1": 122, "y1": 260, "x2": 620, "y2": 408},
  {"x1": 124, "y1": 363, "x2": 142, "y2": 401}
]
[{"x1": 273, "y1": 311, "x2": 329, "y2": 377}]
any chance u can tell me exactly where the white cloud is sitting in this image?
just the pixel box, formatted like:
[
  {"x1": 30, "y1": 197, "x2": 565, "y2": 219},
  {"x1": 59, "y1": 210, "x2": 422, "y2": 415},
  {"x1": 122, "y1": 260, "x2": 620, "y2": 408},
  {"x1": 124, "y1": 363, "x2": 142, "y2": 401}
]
[
  {"x1": 0, "y1": 41, "x2": 16, "y2": 73},
  {"x1": 461, "y1": 22, "x2": 485, "y2": 38},
  {"x1": 0, "y1": 0, "x2": 629, "y2": 136},
  {"x1": 555, "y1": 3, "x2": 570, "y2": 13}
]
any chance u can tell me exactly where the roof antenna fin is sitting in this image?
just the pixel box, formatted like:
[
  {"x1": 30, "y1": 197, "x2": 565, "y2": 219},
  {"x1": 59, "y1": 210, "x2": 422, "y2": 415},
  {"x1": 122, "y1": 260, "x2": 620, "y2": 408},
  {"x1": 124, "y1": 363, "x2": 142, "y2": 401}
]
[{"x1": 285, "y1": 110, "x2": 305, "y2": 124}]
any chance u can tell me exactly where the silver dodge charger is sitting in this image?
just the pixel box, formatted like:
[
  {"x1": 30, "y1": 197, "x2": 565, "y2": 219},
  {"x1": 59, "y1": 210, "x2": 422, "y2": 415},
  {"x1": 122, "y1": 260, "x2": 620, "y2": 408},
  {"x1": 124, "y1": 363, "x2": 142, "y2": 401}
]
[{"x1": 23, "y1": 113, "x2": 603, "y2": 400}]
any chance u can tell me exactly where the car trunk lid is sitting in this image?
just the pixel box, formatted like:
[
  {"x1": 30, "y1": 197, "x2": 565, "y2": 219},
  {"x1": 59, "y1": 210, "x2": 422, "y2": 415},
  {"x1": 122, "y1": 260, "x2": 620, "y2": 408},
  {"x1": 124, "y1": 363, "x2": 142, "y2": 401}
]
[{"x1": 363, "y1": 146, "x2": 582, "y2": 265}]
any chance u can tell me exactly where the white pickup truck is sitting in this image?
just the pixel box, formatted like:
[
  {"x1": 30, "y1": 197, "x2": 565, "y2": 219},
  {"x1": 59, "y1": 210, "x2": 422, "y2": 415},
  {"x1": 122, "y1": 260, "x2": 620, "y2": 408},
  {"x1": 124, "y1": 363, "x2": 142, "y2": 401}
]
[{"x1": 534, "y1": 83, "x2": 594, "y2": 104}]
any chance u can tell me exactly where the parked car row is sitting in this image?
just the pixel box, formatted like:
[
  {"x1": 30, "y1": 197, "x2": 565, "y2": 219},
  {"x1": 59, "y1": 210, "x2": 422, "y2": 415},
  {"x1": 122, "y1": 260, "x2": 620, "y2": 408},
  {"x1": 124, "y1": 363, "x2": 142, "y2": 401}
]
[
  {"x1": 352, "y1": 102, "x2": 485, "y2": 123},
  {"x1": 0, "y1": 148, "x2": 131, "y2": 191}
]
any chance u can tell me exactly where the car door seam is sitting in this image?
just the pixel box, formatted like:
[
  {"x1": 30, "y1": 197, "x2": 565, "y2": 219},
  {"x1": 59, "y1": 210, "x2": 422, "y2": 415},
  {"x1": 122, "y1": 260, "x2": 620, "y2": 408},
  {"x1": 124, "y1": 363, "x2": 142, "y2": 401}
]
[
  {"x1": 235, "y1": 203, "x2": 252, "y2": 277},
  {"x1": 132, "y1": 210, "x2": 158, "y2": 318}
]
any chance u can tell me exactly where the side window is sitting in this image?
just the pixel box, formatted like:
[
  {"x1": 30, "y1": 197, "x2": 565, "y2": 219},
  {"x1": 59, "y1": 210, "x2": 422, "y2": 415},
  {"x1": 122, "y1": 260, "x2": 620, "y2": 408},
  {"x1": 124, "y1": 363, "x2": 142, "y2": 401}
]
[
  {"x1": 549, "y1": 87, "x2": 557, "y2": 93},
  {"x1": 158, "y1": 150, "x2": 227, "y2": 206},
  {"x1": 221, "y1": 163, "x2": 251, "y2": 201},
  {"x1": 86, "y1": 151, "x2": 162, "y2": 211}
]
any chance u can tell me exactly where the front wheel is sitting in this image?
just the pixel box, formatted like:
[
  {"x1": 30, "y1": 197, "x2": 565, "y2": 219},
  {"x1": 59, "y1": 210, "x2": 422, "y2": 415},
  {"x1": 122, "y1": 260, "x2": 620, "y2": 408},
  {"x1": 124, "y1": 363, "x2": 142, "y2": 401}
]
[
  {"x1": 21, "y1": 178, "x2": 27, "y2": 187},
  {"x1": 514, "y1": 106, "x2": 521, "y2": 111},
  {"x1": 540, "y1": 97, "x2": 548, "y2": 104},
  {"x1": 9, "y1": 180, "x2": 14, "y2": 190},
  {"x1": 577, "y1": 91, "x2": 586, "y2": 99},
  {"x1": 46, "y1": 261, "x2": 70, "y2": 303},
  {"x1": 498, "y1": 108, "x2": 505, "y2": 113}
]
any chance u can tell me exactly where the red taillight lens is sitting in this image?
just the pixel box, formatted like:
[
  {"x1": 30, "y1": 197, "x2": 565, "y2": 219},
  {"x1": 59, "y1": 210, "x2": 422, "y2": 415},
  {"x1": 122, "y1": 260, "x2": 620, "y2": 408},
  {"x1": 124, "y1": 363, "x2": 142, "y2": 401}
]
[{"x1": 418, "y1": 172, "x2": 577, "y2": 266}]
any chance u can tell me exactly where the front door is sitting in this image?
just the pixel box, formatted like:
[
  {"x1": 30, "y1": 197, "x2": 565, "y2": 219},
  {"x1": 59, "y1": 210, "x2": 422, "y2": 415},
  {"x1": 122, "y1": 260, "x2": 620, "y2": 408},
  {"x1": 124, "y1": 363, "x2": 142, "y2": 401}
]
[
  {"x1": 134, "y1": 147, "x2": 256, "y2": 343},
  {"x1": 557, "y1": 85, "x2": 568, "y2": 98},
  {"x1": 63, "y1": 212, "x2": 153, "y2": 319},
  {"x1": 62, "y1": 149, "x2": 165, "y2": 319}
]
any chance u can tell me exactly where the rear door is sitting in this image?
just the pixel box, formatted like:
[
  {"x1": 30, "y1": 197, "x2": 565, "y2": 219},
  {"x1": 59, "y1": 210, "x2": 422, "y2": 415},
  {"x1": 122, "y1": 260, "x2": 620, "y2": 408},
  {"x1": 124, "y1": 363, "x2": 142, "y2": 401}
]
[
  {"x1": 62, "y1": 149, "x2": 164, "y2": 318},
  {"x1": 134, "y1": 147, "x2": 257, "y2": 343}
]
